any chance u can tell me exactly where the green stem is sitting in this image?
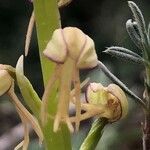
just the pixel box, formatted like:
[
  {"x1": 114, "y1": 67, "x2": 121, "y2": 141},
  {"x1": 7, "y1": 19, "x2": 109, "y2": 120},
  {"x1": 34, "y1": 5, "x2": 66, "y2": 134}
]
[
  {"x1": 33, "y1": 0, "x2": 60, "y2": 85},
  {"x1": 80, "y1": 118, "x2": 108, "y2": 150},
  {"x1": 33, "y1": 0, "x2": 71, "y2": 149}
]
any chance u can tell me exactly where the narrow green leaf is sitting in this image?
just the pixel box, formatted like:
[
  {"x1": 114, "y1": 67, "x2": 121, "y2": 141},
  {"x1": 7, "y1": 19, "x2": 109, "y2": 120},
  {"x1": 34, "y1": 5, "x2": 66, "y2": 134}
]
[
  {"x1": 126, "y1": 19, "x2": 143, "y2": 49},
  {"x1": 80, "y1": 118, "x2": 108, "y2": 150},
  {"x1": 16, "y1": 55, "x2": 42, "y2": 119},
  {"x1": 128, "y1": 1, "x2": 147, "y2": 42},
  {"x1": 104, "y1": 47, "x2": 144, "y2": 64},
  {"x1": 105, "y1": 46, "x2": 141, "y2": 58}
]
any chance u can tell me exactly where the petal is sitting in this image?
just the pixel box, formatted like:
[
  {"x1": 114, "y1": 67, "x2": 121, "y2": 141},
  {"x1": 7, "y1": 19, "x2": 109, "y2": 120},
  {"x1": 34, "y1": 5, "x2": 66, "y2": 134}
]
[
  {"x1": 63, "y1": 27, "x2": 86, "y2": 60},
  {"x1": 86, "y1": 83, "x2": 108, "y2": 105},
  {"x1": 43, "y1": 29, "x2": 67, "y2": 63},
  {"x1": 107, "y1": 84, "x2": 128, "y2": 119},
  {"x1": 77, "y1": 35, "x2": 98, "y2": 69}
]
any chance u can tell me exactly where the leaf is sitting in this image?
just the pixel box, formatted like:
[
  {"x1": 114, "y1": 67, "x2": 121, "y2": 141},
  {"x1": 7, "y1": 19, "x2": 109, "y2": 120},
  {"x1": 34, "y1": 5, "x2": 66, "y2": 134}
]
[
  {"x1": 128, "y1": 1, "x2": 147, "y2": 42},
  {"x1": 104, "y1": 46, "x2": 144, "y2": 64},
  {"x1": 105, "y1": 46, "x2": 141, "y2": 57},
  {"x1": 16, "y1": 55, "x2": 42, "y2": 118},
  {"x1": 126, "y1": 19, "x2": 143, "y2": 49}
]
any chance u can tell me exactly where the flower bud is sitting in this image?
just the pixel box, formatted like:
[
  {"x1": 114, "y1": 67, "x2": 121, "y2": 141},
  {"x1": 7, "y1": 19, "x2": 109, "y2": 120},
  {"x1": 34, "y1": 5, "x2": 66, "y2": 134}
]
[
  {"x1": 0, "y1": 70, "x2": 12, "y2": 96},
  {"x1": 86, "y1": 83, "x2": 128, "y2": 122},
  {"x1": 43, "y1": 27, "x2": 98, "y2": 69}
]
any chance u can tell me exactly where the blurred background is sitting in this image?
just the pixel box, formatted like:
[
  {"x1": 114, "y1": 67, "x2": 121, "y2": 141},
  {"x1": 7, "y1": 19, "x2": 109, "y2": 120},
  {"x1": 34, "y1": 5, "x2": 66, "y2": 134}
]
[{"x1": 0, "y1": 0, "x2": 149, "y2": 149}]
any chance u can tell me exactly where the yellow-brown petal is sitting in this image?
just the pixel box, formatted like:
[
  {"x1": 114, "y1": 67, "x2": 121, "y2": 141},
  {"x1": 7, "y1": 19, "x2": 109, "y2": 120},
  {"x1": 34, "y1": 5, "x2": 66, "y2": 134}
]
[
  {"x1": 107, "y1": 84, "x2": 128, "y2": 119},
  {"x1": 43, "y1": 29, "x2": 67, "y2": 63}
]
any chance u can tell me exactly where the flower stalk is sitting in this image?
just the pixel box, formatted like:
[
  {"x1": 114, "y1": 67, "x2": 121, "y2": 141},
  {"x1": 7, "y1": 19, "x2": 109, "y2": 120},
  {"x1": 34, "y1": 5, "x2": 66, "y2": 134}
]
[
  {"x1": 80, "y1": 118, "x2": 108, "y2": 150},
  {"x1": 33, "y1": 0, "x2": 72, "y2": 149}
]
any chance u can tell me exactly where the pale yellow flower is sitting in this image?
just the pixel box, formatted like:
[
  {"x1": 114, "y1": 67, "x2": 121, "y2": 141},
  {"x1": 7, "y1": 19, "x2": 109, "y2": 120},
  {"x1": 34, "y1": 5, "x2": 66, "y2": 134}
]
[{"x1": 43, "y1": 27, "x2": 98, "y2": 132}]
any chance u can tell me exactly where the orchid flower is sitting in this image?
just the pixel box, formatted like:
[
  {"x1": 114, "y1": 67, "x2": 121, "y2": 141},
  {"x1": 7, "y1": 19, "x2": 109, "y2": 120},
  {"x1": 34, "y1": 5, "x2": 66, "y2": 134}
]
[
  {"x1": 42, "y1": 27, "x2": 98, "y2": 132},
  {"x1": 70, "y1": 83, "x2": 128, "y2": 123},
  {"x1": 0, "y1": 61, "x2": 43, "y2": 150}
]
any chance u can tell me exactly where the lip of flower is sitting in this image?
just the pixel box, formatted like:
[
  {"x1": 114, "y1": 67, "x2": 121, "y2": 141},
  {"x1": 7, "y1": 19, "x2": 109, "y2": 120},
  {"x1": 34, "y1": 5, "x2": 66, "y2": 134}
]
[{"x1": 86, "y1": 83, "x2": 128, "y2": 122}]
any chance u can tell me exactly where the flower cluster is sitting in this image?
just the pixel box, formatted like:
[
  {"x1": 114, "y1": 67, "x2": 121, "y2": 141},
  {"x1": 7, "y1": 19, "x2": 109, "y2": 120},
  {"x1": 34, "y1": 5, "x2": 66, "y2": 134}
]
[
  {"x1": 43, "y1": 27, "x2": 128, "y2": 132},
  {"x1": 0, "y1": 27, "x2": 128, "y2": 149}
]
